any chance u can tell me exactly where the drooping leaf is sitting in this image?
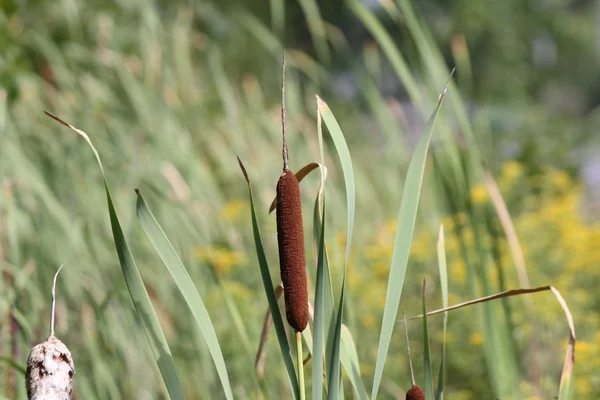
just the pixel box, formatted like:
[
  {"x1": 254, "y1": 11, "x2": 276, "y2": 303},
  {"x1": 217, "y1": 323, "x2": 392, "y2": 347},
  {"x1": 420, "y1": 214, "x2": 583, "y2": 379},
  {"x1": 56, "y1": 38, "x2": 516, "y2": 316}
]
[{"x1": 45, "y1": 112, "x2": 184, "y2": 400}]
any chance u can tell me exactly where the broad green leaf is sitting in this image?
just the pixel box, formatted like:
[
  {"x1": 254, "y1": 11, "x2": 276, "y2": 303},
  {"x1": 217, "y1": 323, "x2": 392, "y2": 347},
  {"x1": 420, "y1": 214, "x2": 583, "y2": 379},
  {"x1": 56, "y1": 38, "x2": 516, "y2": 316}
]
[
  {"x1": 370, "y1": 80, "x2": 450, "y2": 399},
  {"x1": 316, "y1": 97, "x2": 356, "y2": 400},
  {"x1": 45, "y1": 112, "x2": 184, "y2": 400},
  {"x1": 237, "y1": 157, "x2": 300, "y2": 399},
  {"x1": 135, "y1": 190, "x2": 233, "y2": 400}
]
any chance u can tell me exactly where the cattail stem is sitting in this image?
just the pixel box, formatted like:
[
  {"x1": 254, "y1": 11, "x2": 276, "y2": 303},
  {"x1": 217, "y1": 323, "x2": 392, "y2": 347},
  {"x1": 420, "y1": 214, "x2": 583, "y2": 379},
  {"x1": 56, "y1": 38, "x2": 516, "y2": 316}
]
[
  {"x1": 402, "y1": 308, "x2": 416, "y2": 387},
  {"x1": 296, "y1": 332, "x2": 305, "y2": 400},
  {"x1": 281, "y1": 51, "x2": 288, "y2": 171}
]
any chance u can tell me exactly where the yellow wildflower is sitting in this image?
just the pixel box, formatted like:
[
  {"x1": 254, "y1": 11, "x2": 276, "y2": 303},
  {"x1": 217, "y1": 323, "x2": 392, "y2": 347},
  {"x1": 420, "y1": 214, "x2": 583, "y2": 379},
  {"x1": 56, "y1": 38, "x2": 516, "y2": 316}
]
[
  {"x1": 469, "y1": 183, "x2": 489, "y2": 205},
  {"x1": 469, "y1": 332, "x2": 484, "y2": 345},
  {"x1": 195, "y1": 245, "x2": 246, "y2": 275},
  {"x1": 220, "y1": 199, "x2": 248, "y2": 222}
]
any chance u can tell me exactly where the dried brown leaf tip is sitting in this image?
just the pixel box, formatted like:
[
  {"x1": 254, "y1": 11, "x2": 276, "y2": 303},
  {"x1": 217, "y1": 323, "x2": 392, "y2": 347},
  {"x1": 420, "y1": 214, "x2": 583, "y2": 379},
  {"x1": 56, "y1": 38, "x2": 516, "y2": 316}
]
[
  {"x1": 405, "y1": 385, "x2": 425, "y2": 400},
  {"x1": 25, "y1": 265, "x2": 75, "y2": 399},
  {"x1": 276, "y1": 52, "x2": 308, "y2": 332}
]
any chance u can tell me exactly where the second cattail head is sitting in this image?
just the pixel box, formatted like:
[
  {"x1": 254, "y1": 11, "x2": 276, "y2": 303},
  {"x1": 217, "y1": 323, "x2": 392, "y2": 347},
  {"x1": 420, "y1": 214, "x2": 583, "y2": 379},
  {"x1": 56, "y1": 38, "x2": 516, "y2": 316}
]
[{"x1": 405, "y1": 385, "x2": 425, "y2": 400}]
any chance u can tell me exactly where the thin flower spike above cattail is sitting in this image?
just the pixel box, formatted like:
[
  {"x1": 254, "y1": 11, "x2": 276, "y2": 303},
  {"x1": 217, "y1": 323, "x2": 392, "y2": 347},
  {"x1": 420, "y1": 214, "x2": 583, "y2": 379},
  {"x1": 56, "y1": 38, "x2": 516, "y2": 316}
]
[
  {"x1": 25, "y1": 264, "x2": 75, "y2": 399},
  {"x1": 276, "y1": 52, "x2": 309, "y2": 332},
  {"x1": 402, "y1": 308, "x2": 425, "y2": 400}
]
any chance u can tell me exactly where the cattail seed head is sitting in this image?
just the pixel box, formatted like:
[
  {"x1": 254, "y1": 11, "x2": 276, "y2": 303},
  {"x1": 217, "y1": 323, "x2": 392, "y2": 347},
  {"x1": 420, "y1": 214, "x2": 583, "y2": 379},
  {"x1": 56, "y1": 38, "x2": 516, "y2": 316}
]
[
  {"x1": 25, "y1": 264, "x2": 74, "y2": 399},
  {"x1": 276, "y1": 169, "x2": 309, "y2": 332},
  {"x1": 406, "y1": 385, "x2": 425, "y2": 400},
  {"x1": 26, "y1": 335, "x2": 75, "y2": 399}
]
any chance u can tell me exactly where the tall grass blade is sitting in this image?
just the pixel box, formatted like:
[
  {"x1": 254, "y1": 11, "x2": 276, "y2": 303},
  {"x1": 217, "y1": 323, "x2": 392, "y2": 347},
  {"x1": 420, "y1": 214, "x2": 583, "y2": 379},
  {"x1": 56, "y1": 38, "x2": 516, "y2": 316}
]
[
  {"x1": 340, "y1": 325, "x2": 368, "y2": 400},
  {"x1": 238, "y1": 157, "x2": 300, "y2": 399},
  {"x1": 436, "y1": 226, "x2": 448, "y2": 400},
  {"x1": 297, "y1": 0, "x2": 330, "y2": 65},
  {"x1": 348, "y1": 0, "x2": 424, "y2": 110},
  {"x1": 311, "y1": 193, "x2": 327, "y2": 400},
  {"x1": 370, "y1": 79, "x2": 450, "y2": 399},
  {"x1": 135, "y1": 190, "x2": 234, "y2": 400},
  {"x1": 315, "y1": 105, "x2": 336, "y2": 377},
  {"x1": 45, "y1": 112, "x2": 184, "y2": 400},
  {"x1": 316, "y1": 96, "x2": 356, "y2": 400}
]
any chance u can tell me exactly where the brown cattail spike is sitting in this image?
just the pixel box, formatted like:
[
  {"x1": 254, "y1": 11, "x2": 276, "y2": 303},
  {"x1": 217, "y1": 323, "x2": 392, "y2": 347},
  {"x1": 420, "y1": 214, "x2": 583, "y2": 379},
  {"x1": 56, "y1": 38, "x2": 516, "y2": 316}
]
[
  {"x1": 406, "y1": 385, "x2": 425, "y2": 400},
  {"x1": 276, "y1": 169, "x2": 309, "y2": 332},
  {"x1": 276, "y1": 53, "x2": 308, "y2": 332}
]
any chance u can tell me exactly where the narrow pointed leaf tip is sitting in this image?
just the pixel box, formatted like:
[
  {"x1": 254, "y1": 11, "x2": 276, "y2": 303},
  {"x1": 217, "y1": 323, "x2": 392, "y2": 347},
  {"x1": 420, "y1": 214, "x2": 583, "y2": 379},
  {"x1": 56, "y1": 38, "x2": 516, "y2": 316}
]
[
  {"x1": 436, "y1": 68, "x2": 454, "y2": 105},
  {"x1": 237, "y1": 156, "x2": 250, "y2": 184},
  {"x1": 315, "y1": 95, "x2": 329, "y2": 112}
]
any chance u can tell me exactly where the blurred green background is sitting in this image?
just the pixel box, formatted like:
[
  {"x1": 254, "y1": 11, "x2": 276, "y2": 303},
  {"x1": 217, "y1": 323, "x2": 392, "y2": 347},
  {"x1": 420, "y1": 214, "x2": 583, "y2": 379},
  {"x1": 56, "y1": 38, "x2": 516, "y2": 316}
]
[{"x1": 1, "y1": 0, "x2": 600, "y2": 398}]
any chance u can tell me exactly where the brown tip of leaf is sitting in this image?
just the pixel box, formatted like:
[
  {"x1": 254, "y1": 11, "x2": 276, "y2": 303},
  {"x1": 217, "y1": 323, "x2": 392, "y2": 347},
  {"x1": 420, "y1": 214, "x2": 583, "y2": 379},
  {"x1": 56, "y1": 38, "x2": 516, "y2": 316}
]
[
  {"x1": 44, "y1": 111, "x2": 70, "y2": 127},
  {"x1": 134, "y1": 188, "x2": 140, "y2": 195},
  {"x1": 276, "y1": 170, "x2": 308, "y2": 332},
  {"x1": 406, "y1": 385, "x2": 425, "y2": 400},
  {"x1": 237, "y1": 156, "x2": 250, "y2": 184}
]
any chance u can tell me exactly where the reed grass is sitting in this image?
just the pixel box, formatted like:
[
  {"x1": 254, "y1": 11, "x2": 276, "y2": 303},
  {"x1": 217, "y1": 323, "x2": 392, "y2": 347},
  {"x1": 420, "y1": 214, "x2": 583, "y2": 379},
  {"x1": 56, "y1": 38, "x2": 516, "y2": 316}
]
[{"x1": 0, "y1": 1, "x2": 589, "y2": 399}]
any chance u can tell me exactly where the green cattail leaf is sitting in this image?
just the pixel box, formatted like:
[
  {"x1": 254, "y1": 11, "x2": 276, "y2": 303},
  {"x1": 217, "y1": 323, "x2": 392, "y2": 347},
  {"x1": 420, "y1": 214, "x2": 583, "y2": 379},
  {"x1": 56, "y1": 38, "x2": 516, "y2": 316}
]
[
  {"x1": 237, "y1": 157, "x2": 300, "y2": 399},
  {"x1": 135, "y1": 190, "x2": 233, "y2": 400},
  {"x1": 436, "y1": 226, "x2": 448, "y2": 400},
  {"x1": 370, "y1": 79, "x2": 450, "y2": 399},
  {"x1": 316, "y1": 96, "x2": 356, "y2": 400},
  {"x1": 315, "y1": 110, "x2": 336, "y2": 383},
  {"x1": 422, "y1": 280, "x2": 434, "y2": 399},
  {"x1": 340, "y1": 325, "x2": 369, "y2": 400},
  {"x1": 312, "y1": 197, "x2": 326, "y2": 400},
  {"x1": 45, "y1": 112, "x2": 184, "y2": 400}
]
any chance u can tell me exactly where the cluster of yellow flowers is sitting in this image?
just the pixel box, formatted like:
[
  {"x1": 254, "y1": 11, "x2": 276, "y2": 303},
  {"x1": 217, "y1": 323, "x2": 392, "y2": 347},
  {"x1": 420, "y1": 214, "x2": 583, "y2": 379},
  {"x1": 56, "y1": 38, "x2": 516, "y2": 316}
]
[
  {"x1": 358, "y1": 160, "x2": 600, "y2": 398},
  {"x1": 200, "y1": 160, "x2": 599, "y2": 398}
]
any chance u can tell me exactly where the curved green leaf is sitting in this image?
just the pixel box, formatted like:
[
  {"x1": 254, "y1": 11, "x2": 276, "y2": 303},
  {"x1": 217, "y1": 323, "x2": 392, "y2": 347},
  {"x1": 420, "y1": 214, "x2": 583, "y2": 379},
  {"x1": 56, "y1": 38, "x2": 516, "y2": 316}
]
[
  {"x1": 237, "y1": 157, "x2": 300, "y2": 399},
  {"x1": 316, "y1": 96, "x2": 356, "y2": 400},
  {"x1": 135, "y1": 189, "x2": 233, "y2": 400},
  {"x1": 45, "y1": 112, "x2": 184, "y2": 400}
]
